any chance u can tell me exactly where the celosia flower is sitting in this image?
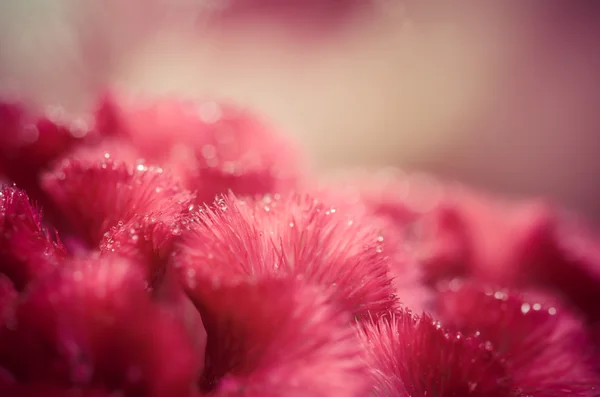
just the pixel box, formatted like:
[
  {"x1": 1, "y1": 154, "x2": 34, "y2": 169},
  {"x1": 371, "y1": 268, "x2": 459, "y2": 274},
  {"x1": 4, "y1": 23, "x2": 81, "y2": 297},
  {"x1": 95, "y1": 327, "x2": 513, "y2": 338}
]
[
  {"x1": 0, "y1": 255, "x2": 201, "y2": 397},
  {"x1": 175, "y1": 192, "x2": 398, "y2": 320},
  {"x1": 2, "y1": 91, "x2": 600, "y2": 397},
  {"x1": 435, "y1": 280, "x2": 598, "y2": 395},
  {"x1": 95, "y1": 94, "x2": 303, "y2": 205},
  {"x1": 185, "y1": 277, "x2": 369, "y2": 396},
  {"x1": 325, "y1": 170, "x2": 600, "y2": 322},
  {"x1": 0, "y1": 101, "x2": 99, "y2": 221},
  {"x1": 0, "y1": 185, "x2": 66, "y2": 289},
  {"x1": 357, "y1": 309, "x2": 513, "y2": 397},
  {"x1": 41, "y1": 150, "x2": 194, "y2": 248}
]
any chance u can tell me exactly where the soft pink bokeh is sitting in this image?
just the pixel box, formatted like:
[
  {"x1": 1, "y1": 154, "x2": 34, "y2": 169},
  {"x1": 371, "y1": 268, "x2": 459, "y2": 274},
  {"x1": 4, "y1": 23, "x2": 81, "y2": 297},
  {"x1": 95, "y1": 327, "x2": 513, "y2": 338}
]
[{"x1": 1, "y1": 1, "x2": 599, "y2": 221}]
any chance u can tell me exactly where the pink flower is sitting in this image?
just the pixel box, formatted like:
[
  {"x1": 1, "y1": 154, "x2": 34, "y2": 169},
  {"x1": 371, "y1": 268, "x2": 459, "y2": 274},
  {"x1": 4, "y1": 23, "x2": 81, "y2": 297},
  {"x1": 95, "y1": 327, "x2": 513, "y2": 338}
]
[
  {"x1": 185, "y1": 277, "x2": 369, "y2": 396},
  {"x1": 95, "y1": 95, "x2": 304, "y2": 205},
  {"x1": 435, "y1": 280, "x2": 598, "y2": 395},
  {"x1": 0, "y1": 102, "x2": 99, "y2": 223},
  {"x1": 41, "y1": 149, "x2": 194, "y2": 249},
  {"x1": 0, "y1": 255, "x2": 201, "y2": 397},
  {"x1": 0, "y1": 185, "x2": 66, "y2": 289},
  {"x1": 175, "y1": 192, "x2": 398, "y2": 320},
  {"x1": 357, "y1": 309, "x2": 512, "y2": 397},
  {"x1": 1, "y1": 93, "x2": 600, "y2": 396}
]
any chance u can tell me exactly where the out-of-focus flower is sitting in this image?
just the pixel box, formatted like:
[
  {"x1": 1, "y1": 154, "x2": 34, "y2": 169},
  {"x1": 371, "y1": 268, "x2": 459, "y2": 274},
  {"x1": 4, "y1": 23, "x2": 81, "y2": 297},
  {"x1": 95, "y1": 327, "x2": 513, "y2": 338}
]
[
  {"x1": 95, "y1": 94, "x2": 304, "y2": 205},
  {"x1": 174, "y1": 192, "x2": 398, "y2": 320},
  {"x1": 0, "y1": 256, "x2": 201, "y2": 397}
]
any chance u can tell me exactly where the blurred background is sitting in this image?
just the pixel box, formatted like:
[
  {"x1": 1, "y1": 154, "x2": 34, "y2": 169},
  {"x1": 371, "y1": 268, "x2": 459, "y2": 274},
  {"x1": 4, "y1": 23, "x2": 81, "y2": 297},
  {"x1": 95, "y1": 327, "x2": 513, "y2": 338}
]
[{"x1": 1, "y1": 1, "x2": 599, "y2": 221}]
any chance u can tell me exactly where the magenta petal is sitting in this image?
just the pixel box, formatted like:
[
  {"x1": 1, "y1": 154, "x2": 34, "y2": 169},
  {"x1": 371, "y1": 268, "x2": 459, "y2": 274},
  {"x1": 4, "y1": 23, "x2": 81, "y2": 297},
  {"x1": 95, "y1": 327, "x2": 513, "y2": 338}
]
[
  {"x1": 0, "y1": 256, "x2": 201, "y2": 396},
  {"x1": 41, "y1": 154, "x2": 194, "y2": 247},
  {"x1": 357, "y1": 310, "x2": 512, "y2": 397},
  {"x1": 175, "y1": 193, "x2": 398, "y2": 320},
  {"x1": 436, "y1": 280, "x2": 598, "y2": 395},
  {"x1": 0, "y1": 185, "x2": 66, "y2": 289},
  {"x1": 186, "y1": 278, "x2": 368, "y2": 396},
  {"x1": 95, "y1": 95, "x2": 304, "y2": 205}
]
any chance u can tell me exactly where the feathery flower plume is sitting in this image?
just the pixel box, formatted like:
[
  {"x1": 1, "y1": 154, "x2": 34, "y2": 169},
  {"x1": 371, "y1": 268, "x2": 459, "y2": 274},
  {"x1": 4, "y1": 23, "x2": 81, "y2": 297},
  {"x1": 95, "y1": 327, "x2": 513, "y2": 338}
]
[
  {"x1": 0, "y1": 102, "x2": 98, "y2": 201},
  {"x1": 357, "y1": 310, "x2": 512, "y2": 397},
  {"x1": 175, "y1": 193, "x2": 398, "y2": 320},
  {"x1": 0, "y1": 256, "x2": 201, "y2": 397},
  {"x1": 436, "y1": 280, "x2": 598, "y2": 396},
  {"x1": 0, "y1": 185, "x2": 66, "y2": 289},
  {"x1": 41, "y1": 152, "x2": 194, "y2": 248},
  {"x1": 95, "y1": 95, "x2": 303, "y2": 205},
  {"x1": 185, "y1": 277, "x2": 368, "y2": 396}
]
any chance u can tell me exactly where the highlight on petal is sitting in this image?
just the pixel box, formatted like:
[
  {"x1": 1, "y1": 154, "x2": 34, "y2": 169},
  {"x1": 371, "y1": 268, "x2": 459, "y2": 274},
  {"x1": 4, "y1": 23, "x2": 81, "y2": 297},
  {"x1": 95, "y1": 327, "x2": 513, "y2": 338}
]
[
  {"x1": 0, "y1": 256, "x2": 201, "y2": 397},
  {"x1": 186, "y1": 277, "x2": 368, "y2": 396},
  {"x1": 95, "y1": 95, "x2": 304, "y2": 205},
  {"x1": 435, "y1": 280, "x2": 598, "y2": 395},
  {"x1": 0, "y1": 185, "x2": 66, "y2": 289},
  {"x1": 357, "y1": 309, "x2": 512, "y2": 397},
  {"x1": 41, "y1": 154, "x2": 194, "y2": 248},
  {"x1": 175, "y1": 193, "x2": 398, "y2": 320}
]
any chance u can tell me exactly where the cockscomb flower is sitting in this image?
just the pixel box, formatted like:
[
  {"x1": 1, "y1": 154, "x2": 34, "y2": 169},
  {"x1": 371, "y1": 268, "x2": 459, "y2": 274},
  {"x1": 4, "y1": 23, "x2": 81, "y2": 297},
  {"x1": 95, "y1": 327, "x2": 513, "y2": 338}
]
[
  {"x1": 175, "y1": 192, "x2": 398, "y2": 320},
  {"x1": 0, "y1": 185, "x2": 66, "y2": 290},
  {"x1": 435, "y1": 280, "x2": 598, "y2": 395},
  {"x1": 357, "y1": 309, "x2": 513, "y2": 397},
  {"x1": 2, "y1": 87, "x2": 600, "y2": 397},
  {"x1": 326, "y1": 170, "x2": 600, "y2": 322},
  {"x1": 0, "y1": 101, "x2": 98, "y2": 207},
  {"x1": 0, "y1": 255, "x2": 201, "y2": 397},
  {"x1": 95, "y1": 95, "x2": 304, "y2": 205},
  {"x1": 41, "y1": 151, "x2": 194, "y2": 249},
  {"x1": 185, "y1": 277, "x2": 368, "y2": 396}
]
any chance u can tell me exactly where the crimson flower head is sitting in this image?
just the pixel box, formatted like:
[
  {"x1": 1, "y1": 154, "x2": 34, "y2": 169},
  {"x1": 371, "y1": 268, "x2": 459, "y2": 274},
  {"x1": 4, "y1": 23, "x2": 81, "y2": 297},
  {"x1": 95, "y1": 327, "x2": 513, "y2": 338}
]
[
  {"x1": 175, "y1": 192, "x2": 398, "y2": 320},
  {"x1": 0, "y1": 255, "x2": 202, "y2": 397},
  {"x1": 435, "y1": 280, "x2": 599, "y2": 396},
  {"x1": 96, "y1": 95, "x2": 304, "y2": 205},
  {"x1": 0, "y1": 185, "x2": 66, "y2": 290},
  {"x1": 1, "y1": 91, "x2": 600, "y2": 397},
  {"x1": 357, "y1": 309, "x2": 512, "y2": 397}
]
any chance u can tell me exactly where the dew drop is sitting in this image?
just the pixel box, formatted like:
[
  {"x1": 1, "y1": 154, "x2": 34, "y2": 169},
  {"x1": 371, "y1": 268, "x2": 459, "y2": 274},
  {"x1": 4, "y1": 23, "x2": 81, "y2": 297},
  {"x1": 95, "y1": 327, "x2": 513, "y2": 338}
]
[{"x1": 521, "y1": 303, "x2": 531, "y2": 314}]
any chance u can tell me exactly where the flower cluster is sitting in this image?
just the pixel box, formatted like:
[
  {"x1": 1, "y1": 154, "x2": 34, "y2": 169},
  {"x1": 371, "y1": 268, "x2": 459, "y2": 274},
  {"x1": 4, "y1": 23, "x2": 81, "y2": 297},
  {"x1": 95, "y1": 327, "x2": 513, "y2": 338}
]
[{"x1": 0, "y1": 94, "x2": 599, "y2": 396}]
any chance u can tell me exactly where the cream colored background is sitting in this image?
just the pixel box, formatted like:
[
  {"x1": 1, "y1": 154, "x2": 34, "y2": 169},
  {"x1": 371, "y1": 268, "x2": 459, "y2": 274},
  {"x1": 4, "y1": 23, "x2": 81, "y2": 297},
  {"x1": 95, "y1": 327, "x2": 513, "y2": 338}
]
[{"x1": 1, "y1": 2, "x2": 599, "y2": 221}]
